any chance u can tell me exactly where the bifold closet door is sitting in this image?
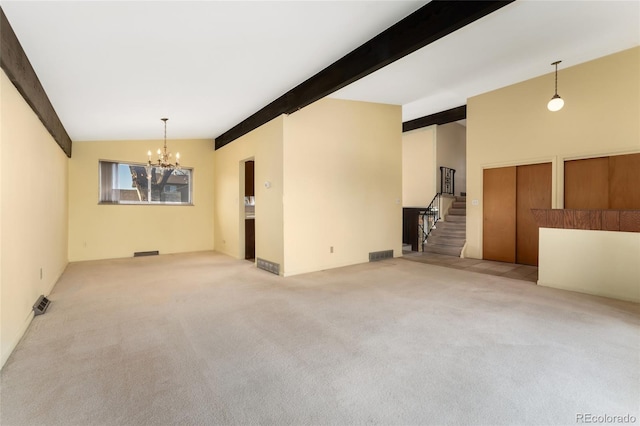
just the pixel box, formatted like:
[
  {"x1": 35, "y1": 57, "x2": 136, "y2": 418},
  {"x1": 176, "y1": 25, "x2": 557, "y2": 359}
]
[
  {"x1": 483, "y1": 167, "x2": 516, "y2": 263},
  {"x1": 516, "y1": 163, "x2": 552, "y2": 266}
]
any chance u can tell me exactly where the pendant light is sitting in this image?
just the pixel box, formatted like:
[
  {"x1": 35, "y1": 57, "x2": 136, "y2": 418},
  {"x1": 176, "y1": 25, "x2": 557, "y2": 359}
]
[{"x1": 547, "y1": 60, "x2": 564, "y2": 112}]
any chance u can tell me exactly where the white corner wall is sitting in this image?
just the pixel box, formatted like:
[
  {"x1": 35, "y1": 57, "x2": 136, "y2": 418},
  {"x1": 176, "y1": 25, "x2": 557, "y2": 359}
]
[
  {"x1": 283, "y1": 98, "x2": 402, "y2": 276},
  {"x1": 402, "y1": 126, "x2": 436, "y2": 207},
  {"x1": 1, "y1": 70, "x2": 69, "y2": 369},
  {"x1": 538, "y1": 228, "x2": 640, "y2": 302}
]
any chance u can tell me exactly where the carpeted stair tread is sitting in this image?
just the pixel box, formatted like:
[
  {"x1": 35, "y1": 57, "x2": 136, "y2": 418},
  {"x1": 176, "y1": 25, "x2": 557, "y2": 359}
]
[
  {"x1": 445, "y1": 214, "x2": 465, "y2": 223},
  {"x1": 422, "y1": 244, "x2": 463, "y2": 256},
  {"x1": 432, "y1": 223, "x2": 465, "y2": 233},
  {"x1": 427, "y1": 235, "x2": 465, "y2": 246}
]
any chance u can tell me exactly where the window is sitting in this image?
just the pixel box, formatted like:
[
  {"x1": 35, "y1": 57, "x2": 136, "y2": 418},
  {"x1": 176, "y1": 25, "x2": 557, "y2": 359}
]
[{"x1": 99, "y1": 161, "x2": 192, "y2": 205}]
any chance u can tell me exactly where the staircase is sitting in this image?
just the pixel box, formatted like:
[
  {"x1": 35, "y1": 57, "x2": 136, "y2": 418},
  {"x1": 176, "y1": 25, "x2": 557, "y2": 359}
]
[{"x1": 423, "y1": 196, "x2": 466, "y2": 256}]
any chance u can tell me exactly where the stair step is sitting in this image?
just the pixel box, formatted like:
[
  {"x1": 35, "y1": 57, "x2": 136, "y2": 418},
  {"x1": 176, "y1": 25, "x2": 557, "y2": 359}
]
[
  {"x1": 423, "y1": 244, "x2": 462, "y2": 257},
  {"x1": 430, "y1": 224, "x2": 465, "y2": 233},
  {"x1": 448, "y1": 208, "x2": 466, "y2": 216},
  {"x1": 432, "y1": 221, "x2": 465, "y2": 231},
  {"x1": 452, "y1": 201, "x2": 466, "y2": 209},
  {"x1": 455, "y1": 196, "x2": 466, "y2": 202},
  {"x1": 430, "y1": 230, "x2": 465, "y2": 239},
  {"x1": 427, "y1": 235, "x2": 465, "y2": 247},
  {"x1": 445, "y1": 214, "x2": 466, "y2": 223}
]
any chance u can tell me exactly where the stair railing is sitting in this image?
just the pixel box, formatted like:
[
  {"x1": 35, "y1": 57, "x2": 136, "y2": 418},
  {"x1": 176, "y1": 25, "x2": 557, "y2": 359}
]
[
  {"x1": 418, "y1": 193, "x2": 442, "y2": 251},
  {"x1": 440, "y1": 167, "x2": 456, "y2": 196}
]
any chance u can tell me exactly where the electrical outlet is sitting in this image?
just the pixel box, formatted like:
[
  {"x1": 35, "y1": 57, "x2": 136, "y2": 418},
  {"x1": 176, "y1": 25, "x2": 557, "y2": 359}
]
[{"x1": 330, "y1": 246, "x2": 334, "y2": 253}]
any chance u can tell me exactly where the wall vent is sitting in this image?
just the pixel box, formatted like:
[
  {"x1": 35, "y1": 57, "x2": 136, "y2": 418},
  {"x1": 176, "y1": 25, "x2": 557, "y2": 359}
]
[
  {"x1": 33, "y1": 295, "x2": 50, "y2": 316},
  {"x1": 369, "y1": 250, "x2": 394, "y2": 262},
  {"x1": 257, "y1": 258, "x2": 280, "y2": 275},
  {"x1": 134, "y1": 251, "x2": 159, "y2": 257}
]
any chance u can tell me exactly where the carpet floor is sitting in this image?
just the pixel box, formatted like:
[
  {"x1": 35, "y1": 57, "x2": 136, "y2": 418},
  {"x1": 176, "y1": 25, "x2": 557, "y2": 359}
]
[
  {"x1": 1, "y1": 251, "x2": 638, "y2": 425},
  {"x1": 402, "y1": 251, "x2": 539, "y2": 283}
]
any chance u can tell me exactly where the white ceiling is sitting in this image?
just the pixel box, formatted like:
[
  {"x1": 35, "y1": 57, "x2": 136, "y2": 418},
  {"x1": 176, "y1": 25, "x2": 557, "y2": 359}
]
[
  {"x1": 1, "y1": 1, "x2": 638, "y2": 142},
  {"x1": 332, "y1": 0, "x2": 640, "y2": 122}
]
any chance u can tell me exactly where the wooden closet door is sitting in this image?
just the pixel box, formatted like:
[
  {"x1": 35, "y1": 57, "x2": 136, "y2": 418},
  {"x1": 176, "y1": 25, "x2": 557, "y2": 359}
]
[
  {"x1": 609, "y1": 153, "x2": 640, "y2": 209},
  {"x1": 564, "y1": 157, "x2": 609, "y2": 209},
  {"x1": 516, "y1": 163, "x2": 552, "y2": 266},
  {"x1": 483, "y1": 167, "x2": 516, "y2": 263}
]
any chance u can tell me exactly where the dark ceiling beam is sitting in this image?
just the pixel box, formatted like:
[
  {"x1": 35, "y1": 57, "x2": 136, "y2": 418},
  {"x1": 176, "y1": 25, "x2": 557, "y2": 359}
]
[
  {"x1": 1, "y1": 7, "x2": 72, "y2": 157},
  {"x1": 403, "y1": 105, "x2": 467, "y2": 132},
  {"x1": 215, "y1": 0, "x2": 515, "y2": 150}
]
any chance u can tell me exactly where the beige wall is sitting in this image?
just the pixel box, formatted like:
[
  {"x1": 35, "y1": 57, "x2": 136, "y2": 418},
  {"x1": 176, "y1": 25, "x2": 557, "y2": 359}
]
[
  {"x1": 402, "y1": 126, "x2": 436, "y2": 207},
  {"x1": 68, "y1": 139, "x2": 214, "y2": 261},
  {"x1": 539, "y1": 228, "x2": 640, "y2": 303},
  {"x1": 283, "y1": 98, "x2": 402, "y2": 276},
  {"x1": 466, "y1": 47, "x2": 640, "y2": 259},
  {"x1": 1, "y1": 70, "x2": 69, "y2": 368},
  {"x1": 213, "y1": 116, "x2": 284, "y2": 268},
  {"x1": 436, "y1": 122, "x2": 466, "y2": 196}
]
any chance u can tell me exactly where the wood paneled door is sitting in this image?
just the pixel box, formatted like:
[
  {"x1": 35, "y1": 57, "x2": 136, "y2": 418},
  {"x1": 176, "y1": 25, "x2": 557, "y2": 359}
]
[
  {"x1": 609, "y1": 153, "x2": 640, "y2": 209},
  {"x1": 483, "y1": 167, "x2": 516, "y2": 263},
  {"x1": 565, "y1": 153, "x2": 640, "y2": 210},
  {"x1": 564, "y1": 157, "x2": 609, "y2": 209},
  {"x1": 516, "y1": 163, "x2": 552, "y2": 266},
  {"x1": 483, "y1": 163, "x2": 552, "y2": 266}
]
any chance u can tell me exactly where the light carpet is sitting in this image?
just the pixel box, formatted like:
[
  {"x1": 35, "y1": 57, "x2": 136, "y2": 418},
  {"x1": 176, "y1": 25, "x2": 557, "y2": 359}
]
[{"x1": 1, "y1": 251, "x2": 638, "y2": 425}]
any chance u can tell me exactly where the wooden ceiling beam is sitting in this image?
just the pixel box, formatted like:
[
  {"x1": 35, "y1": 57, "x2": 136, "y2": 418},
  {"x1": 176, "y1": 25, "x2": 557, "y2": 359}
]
[
  {"x1": 403, "y1": 105, "x2": 467, "y2": 132},
  {"x1": 215, "y1": 1, "x2": 514, "y2": 150},
  {"x1": 1, "y1": 7, "x2": 72, "y2": 157}
]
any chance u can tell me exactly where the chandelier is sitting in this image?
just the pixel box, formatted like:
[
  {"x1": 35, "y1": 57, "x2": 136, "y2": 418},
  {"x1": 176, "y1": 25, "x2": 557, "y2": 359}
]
[{"x1": 147, "y1": 118, "x2": 180, "y2": 171}]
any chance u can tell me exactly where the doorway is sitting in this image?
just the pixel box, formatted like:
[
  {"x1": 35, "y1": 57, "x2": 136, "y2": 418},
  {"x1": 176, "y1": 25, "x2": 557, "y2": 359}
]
[
  {"x1": 483, "y1": 162, "x2": 551, "y2": 266},
  {"x1": 244, "y1": 160, "x2": 255, "y2": 261}
]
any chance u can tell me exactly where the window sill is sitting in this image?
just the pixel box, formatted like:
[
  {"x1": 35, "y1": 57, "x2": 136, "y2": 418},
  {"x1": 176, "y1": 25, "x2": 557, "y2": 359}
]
[{"x1": 98, "y1": 201, "x2": 194, "y2": 206}]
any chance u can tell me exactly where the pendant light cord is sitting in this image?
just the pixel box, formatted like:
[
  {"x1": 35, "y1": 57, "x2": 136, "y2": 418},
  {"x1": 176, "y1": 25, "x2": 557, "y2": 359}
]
[{"x1": 551, "y1": 60, "x2": 561, "y2": 96}]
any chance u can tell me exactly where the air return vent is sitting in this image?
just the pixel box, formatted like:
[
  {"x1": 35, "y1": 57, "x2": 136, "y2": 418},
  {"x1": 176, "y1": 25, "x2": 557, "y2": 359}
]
[
  {"x1": 33, "y1": 295, "x2": 50, "y2": 316},
  {"x1": 134, "y1": 251, "x2": 159, "y2": 257},
  {"x1": 257, "y1": 258, "x2": 280, "y2": 275},
  {"x1": 369, "y1": 250, "x2": 394, "y2": 262}
]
